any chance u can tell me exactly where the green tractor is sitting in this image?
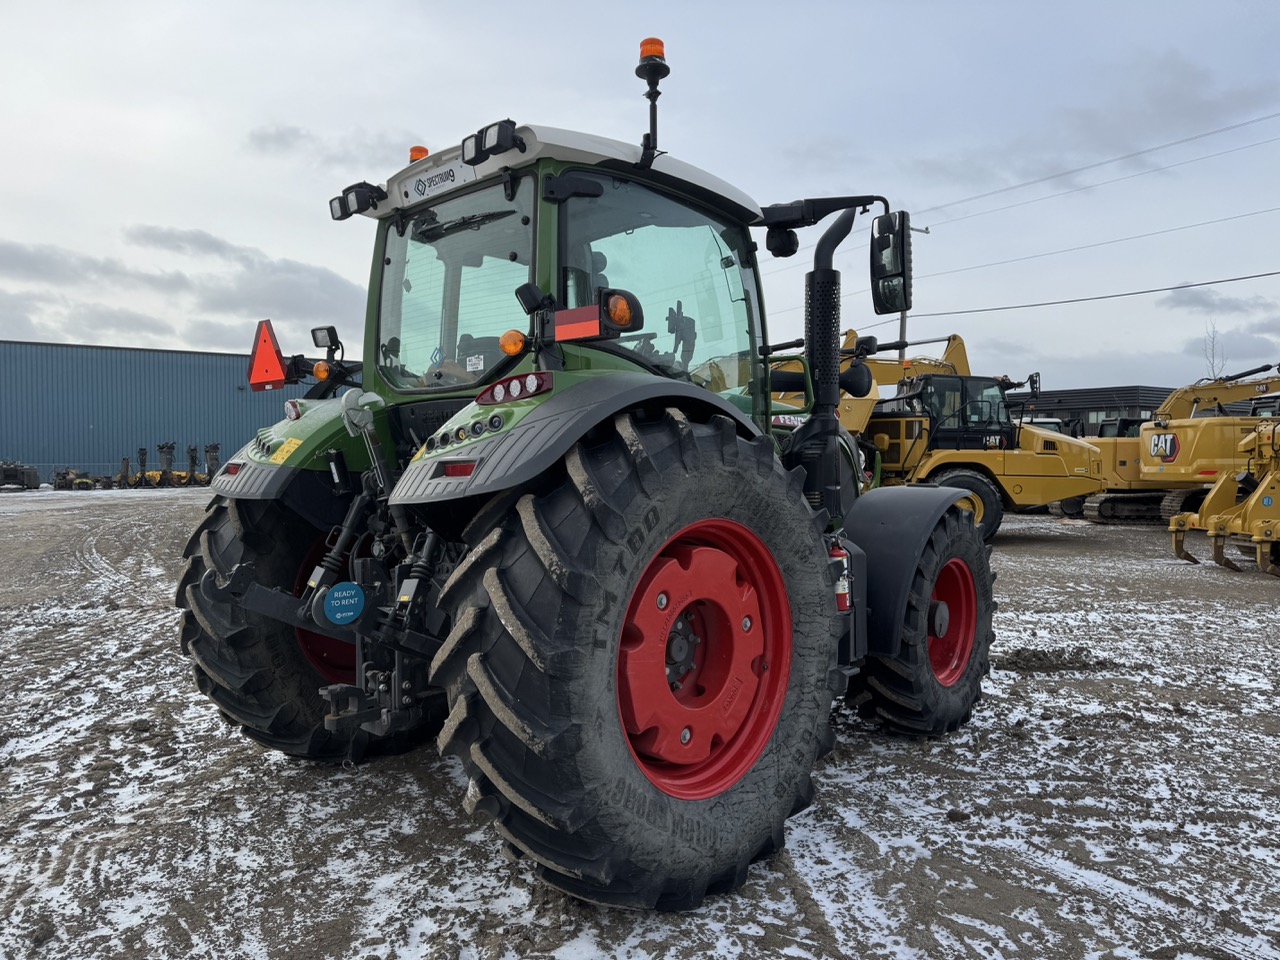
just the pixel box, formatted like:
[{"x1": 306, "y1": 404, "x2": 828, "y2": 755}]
[{"x1": 177, "y1": 40, "x2": 995, "y2": 909}]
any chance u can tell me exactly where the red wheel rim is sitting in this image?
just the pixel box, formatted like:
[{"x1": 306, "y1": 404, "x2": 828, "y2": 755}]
[
  {"x1": 928, "y1": 558, "x2": 977, "y2": 687},
  {"x1": 616, "y1": 519, "x2": 792, "y2": 800},
  {"x1": 292, "y1": 537, "x2": 356, "y2": 686}
]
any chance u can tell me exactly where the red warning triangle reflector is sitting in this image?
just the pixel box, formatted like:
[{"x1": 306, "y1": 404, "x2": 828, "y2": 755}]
[{"x1": 248, "y1": 319, "x2": 288, "y2": 391}]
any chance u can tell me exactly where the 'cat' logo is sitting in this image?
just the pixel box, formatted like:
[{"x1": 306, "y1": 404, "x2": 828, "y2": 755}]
[{"x1": 1149, "y1": 432, "x2": 1180, "y2": 462}]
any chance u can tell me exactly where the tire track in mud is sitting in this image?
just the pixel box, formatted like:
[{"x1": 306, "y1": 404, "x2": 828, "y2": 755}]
[
  {"x1": 992, "y1": 840, "x2": 1280, "y2": 960},
  {"x1": 1, "y1": 493, "x2": 208, "y2": 955}
]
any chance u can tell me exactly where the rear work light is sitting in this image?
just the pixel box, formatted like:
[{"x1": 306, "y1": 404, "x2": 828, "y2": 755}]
[{"x1": 476, "y1": 371, "x2": 553, "y2": 405}]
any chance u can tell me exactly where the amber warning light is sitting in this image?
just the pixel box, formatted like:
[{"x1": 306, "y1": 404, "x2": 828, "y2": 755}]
[{"x1": 248, "y1": 319, "x2": 288, "y2": 391}]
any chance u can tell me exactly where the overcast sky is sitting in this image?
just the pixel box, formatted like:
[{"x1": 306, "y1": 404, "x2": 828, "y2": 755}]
[{"x1": 3, "y1": 1, "x2": 1278, "y2": 389}]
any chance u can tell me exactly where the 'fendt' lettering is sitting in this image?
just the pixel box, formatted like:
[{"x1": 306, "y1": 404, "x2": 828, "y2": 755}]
[{"x1": 1149, "y1": 432, "x2": 1180, "y2": 463}]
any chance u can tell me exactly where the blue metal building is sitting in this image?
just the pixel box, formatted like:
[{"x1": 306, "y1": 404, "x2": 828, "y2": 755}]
[{"x1": 1, "y1": 340, "x2": 308, "y2": 482}]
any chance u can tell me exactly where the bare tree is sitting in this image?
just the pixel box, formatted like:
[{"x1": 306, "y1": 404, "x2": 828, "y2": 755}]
[{"x1": 1203, "y1": 319, "x2": 1227, "y2": 378}]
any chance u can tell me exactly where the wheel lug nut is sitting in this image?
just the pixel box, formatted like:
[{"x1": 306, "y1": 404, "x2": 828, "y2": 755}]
[
  {"x1": 657, "y1": 593, "x2": 668, "y2": 610},
  {"x1": 680, "y1": 727, "x2": 692, "y2": 744},
  {"x1": 742, "y1": 616, "x2": 752, "y2": 632}
]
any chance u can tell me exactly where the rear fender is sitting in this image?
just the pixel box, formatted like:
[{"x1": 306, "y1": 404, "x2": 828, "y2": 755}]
[
  {"x1": 389, "y1": 372, "x2": 758, "y2": 509},
  {"x1": 210, "y1": 397, "x2": 373, "y2": 531},
  {"x1": 843, "y1": 484, "x2": 971, "y2": 659}
]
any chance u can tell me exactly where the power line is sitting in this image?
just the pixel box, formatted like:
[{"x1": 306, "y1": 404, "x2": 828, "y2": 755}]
[
  {"x1": 914, "y1": 110, "x2": 1280, "y2": 215},
  {"x1": 923, "y1": 134, "x2": 1280, "y2": 229},
  {"x1": 904, "y1": 270, "x2": 1280, "y2": 319},
  {"x1": 915, "y1": 206, "x2": 1280, "y2": 281},
  {"x1": 758, "y1": 111, "x2": 1280, "y2": 279}
]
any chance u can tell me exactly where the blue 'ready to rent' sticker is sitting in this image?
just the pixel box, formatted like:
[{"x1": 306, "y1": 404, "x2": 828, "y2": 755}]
[{"x1": 324, "y1": 582, "x2": 366, "y2": 625}]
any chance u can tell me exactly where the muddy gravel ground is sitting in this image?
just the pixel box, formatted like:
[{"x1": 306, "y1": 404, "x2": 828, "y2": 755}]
[{"x1": 1, "y1": 488, "x2": 1277, "y2": 960}]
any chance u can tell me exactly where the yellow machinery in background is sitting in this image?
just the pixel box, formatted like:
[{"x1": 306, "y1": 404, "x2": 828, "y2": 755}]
[
  {"x1": 1051, "y1": 364, "x2": 1279, "y2": 525},
  {"x1": 1169, "y1": 415, "x2": 1279, "y2": 575},
  {"x1": 776, "y1": 331, "x2": 1104, "y2": 541}
]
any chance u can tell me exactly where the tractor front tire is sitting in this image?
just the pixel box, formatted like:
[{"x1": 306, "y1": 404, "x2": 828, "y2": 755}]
[
  {"x1": 430, "y1": 410, "x2": 844, "y2": 909},
  {"x1": 933, "y1": 469, "x2": 1005, "y2": 542},
  {"x1": 857, "y1": 508, "x2": 994, "y2": 735}
]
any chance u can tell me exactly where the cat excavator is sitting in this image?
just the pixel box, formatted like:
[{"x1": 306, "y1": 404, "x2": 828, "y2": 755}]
[{"x1": 1060, "y1": 364, "x2": 1279, "y2": 524}]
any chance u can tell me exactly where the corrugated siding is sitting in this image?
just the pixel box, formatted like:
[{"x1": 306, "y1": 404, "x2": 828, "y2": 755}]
[{"x1": 1, "y1": 341, "x2": 308, "y2": 480}]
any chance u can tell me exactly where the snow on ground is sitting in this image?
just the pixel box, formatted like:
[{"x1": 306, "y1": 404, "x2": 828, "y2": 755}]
[{"x1": 1, "y1": 494, "x2": 1277, "y2": 959}]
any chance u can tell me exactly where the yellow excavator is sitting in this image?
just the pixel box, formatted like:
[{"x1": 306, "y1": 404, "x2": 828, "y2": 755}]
[
  {"x1": 1169, "y1": 414, "x2": 1280, "y2": 575},
  {"x1": 1056, "y1": 364, "x2": 1280, "y2": 524},
  {"x1": 778, "y1": 332, "x2": 1104, "y2": 541}
]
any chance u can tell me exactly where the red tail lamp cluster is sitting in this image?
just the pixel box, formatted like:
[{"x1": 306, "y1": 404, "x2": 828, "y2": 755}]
[{"x1": 476, "y1": 371, "x2": 553, "y2": 406}]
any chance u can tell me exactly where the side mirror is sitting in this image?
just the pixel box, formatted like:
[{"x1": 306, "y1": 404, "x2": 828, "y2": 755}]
[
  {"x1": 1028, "y1": 372, "x2": 1041, "y2": 398},
  {"x1": 853, "y1": 335, "x2": 879, "y2": 356},
  {"x1": 869, "y1": 211, "x2": 913, "y2": 315}
]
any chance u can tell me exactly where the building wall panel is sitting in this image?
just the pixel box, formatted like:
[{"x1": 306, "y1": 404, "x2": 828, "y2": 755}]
[{"x1": 1, "y1": 341, "x2": 309, "y2": 480}]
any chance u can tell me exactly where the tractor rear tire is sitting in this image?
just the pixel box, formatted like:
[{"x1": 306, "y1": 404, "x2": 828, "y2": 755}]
[
  {"x1": 429, "y1": 409, "x2": 843, "y2": 909},
  {"x1": 176, "y1": 496, "x2": 436, "y2": 761},
  {"x1": 933, "y1": 469, "x2": 1004, "y2": 542},
  {"x1": 857, "y1": 508, "x2": 994, "y2": 735}
]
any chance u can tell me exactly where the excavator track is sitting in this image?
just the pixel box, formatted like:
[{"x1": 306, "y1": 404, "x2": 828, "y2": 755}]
[
  {"x1": 1048, "y1": 496, "x2": 1085, "y2": 519},
  {"x1": 1159, "y1": 489, "x2": 1207, "y2": 522},
  {"x1": 1082, "y1": 492, "x2": 1166, "y2": 525}
]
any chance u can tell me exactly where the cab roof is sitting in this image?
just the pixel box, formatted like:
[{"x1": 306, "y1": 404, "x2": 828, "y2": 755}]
[{"x1": 380, "y1": 124, "x2": 763, "y2": 225}]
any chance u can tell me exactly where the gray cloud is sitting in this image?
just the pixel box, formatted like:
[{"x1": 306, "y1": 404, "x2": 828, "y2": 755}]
[
  {"x1": 1244, "y1": 315, "x2": 1280, "y2": 335},
  {"x1": 65, "y1": 303, "x2": 178, "y2": 339},
  {"x1": 246, "y1": 124, "x2": 313, "y2": 155},
  {"x1": 1179, "y1": 325, "x2": 1279, "y2": 363},
  {"x1": 194, "y1": 257, "x2": 364, "y2": 326},
  {"x1": 124, "y1": 226, "x2": 265, "y2": 266},
  {"x1": 1156, "y1": 286, "x2": 1276, "y2": 315},
  {"x1": 0, "y1": 287, "x2": 51, "y2": 340},
  {"x1": 244, "y1": 124, "x2": 425, "y2": 173},
  {"x1": 0, "y1": 239, "x2": 192, "y2": 293},
  {"x1": 905, "y1": 51, "x2": 1280, "y2": 203}
]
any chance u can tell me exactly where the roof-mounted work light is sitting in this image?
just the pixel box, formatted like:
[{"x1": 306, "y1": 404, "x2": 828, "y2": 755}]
[
  {"x1": 462, "y1": 119, "x2": 525, "y2": 167},
  {"x1": 329, "y1": 181, "x2": 388, "y2": 220}
]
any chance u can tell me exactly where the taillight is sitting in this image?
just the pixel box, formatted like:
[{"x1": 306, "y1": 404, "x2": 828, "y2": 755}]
[
  {"x1": 442, "y1": 462, "x2": 477, "y2": 478},
  {"x1": 476, "y1": 371, "x2": 553, "y2": 405}
]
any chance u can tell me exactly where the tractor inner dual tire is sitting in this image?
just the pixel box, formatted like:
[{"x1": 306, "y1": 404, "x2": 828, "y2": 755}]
[{"x1": 855, "y1": 507, "x2": 995, "y2": 735}]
